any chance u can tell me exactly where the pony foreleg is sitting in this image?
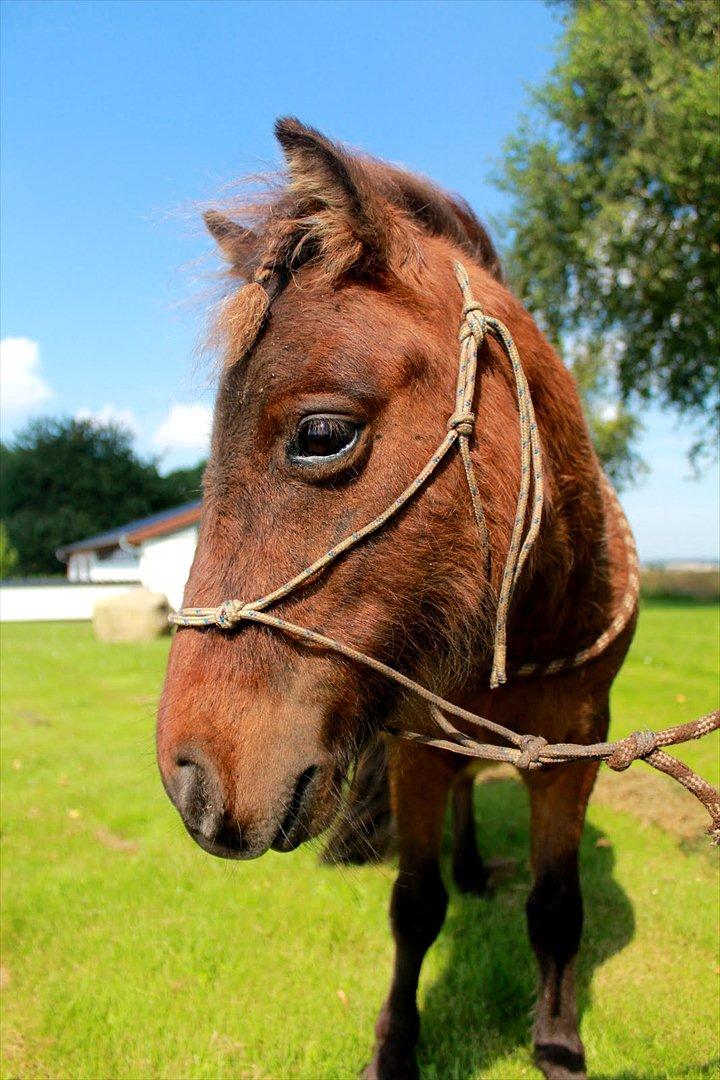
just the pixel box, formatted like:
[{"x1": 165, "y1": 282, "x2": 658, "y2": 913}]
[
  {"x1": 364, "y1": 739, "x2": 454, "y2": 1080},
  {"x1": 525, "y1": 758, "x2": 599, "y2": 1080}
]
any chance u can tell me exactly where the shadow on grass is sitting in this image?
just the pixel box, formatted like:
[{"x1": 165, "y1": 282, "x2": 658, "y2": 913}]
[{"x1": 415, "y1": 776, "x2": 636, "y2": 1080}]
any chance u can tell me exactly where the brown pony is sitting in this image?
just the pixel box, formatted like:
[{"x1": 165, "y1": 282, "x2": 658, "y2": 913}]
[{"x1": 157, "y1": 118, "x2": 636, "y2": 1080}]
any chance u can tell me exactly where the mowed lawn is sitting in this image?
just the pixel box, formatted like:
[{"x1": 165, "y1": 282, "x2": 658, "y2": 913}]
[{"x1": 1, "y1": 600, "x2": 718, "y2": 1080}]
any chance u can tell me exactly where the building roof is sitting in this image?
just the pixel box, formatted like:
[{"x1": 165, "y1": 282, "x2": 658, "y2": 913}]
[
  {"x1": 56, "y1": 501, "x2": 202, "y2": 560},
  {"x1": 126, "y1": 502, "x2": 202, "y2": 545}
]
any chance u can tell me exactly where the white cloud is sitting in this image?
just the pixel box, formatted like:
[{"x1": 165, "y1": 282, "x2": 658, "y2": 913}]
[
  {"x1": 0, "y1": 337, "x2": 53, "y2": 412},
  {"x1": 152, "y1": 403, "x2": 212, "y2": 452},
  {"x1": 75, "y1": 405, "x2": 139, "y2": 435}
]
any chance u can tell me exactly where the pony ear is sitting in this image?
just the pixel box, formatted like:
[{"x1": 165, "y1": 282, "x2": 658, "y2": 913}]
[
  {"x1": 204, "y1": 210, "x2": 259, "y2": 275},
  {"x1": 274, "y1": 116, "x2": 407, "y2": 273}
]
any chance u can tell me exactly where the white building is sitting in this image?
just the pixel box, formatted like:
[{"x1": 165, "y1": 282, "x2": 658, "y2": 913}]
[{"x1": 56, "y1": 501, "x2": 201, "y2": 611}]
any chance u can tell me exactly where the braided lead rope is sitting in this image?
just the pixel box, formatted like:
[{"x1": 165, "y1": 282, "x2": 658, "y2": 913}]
[
  {"x1": 171, "y1": 594, "x2": 720, "y2": 843},
  {"x1": 395, "y1": 710, "x2": 720, "y2": 842}
]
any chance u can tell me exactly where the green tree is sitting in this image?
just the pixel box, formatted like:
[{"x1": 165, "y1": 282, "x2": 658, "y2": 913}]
[
  {"x1": 498, "y1": 0, "x2": 719, "y2": 473},
  {"x1": 161, "y1": 460, "x2": 206, "y2": 504},
  {"x1": 0, "y1": 417, "x2": 199, "y2": 575},
  {"x1": 0, "y1": 521, "x2": 19, "y2": 579},
  {"x1": 569, "y1": 336, "x2": 648, "y2": 490}
]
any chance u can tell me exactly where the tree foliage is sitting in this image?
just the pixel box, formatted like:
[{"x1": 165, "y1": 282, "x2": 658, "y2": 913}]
[
  {"x1": 499, "y1": 0, "x2": 719, "y2": 468},
  {"x1": 570, "y1": 337, "x2": 648, "y2": 490},
  {"x1": 162, "y1": 461, "x2": 207, "y2": 504},
  {"x1": 0, "y1": 417, "x2": 205, "y2": 575},
  {"x1": 0, "y1": 522, "x2": 19, "y2": 579}
]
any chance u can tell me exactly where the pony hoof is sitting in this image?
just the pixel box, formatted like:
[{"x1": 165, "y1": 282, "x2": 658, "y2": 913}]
[{"x1": 534, "y1": 1041, "x2": 587, "y2": 1080}]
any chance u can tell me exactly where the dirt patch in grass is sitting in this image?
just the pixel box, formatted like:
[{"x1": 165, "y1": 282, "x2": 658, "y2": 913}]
[
  {"x1": 93, "y1": 827, "x2": 139, "y2": 853},
  {"x1": 592, "y1": 766, "x2": 710, "y2": 842},
  {"x1": 11, "y1": 709, "x2": 52, "y2": 728},
  {"x1": 477, "y1": 761, "x2": 710, "y2": 843},
  {"x1": 0, "y1": 1024, "x2": 56, "y2": 1080}
]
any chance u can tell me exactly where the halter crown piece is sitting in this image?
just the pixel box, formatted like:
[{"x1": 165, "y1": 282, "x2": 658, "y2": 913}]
[{"x1": 171, "y1": 262, "x2": 720, "y2": 842}]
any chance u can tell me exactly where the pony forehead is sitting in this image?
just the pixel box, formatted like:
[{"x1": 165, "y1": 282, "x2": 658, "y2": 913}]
[
  {"x1": 207, "y1": 134, "x2": 503, "y2": 367},
  {"x1": 218, "y1": 257, "x2": 458, "y2": 386}
]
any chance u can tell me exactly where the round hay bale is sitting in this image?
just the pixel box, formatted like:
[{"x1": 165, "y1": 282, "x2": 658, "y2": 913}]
[{"x1": 93, "y1": 588, "x2": 171, "y2": 643}]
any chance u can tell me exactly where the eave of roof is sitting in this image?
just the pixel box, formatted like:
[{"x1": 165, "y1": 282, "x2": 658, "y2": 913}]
[
  {"x1": 56, "y1": 500, "x2": 202, "y2": 559},
  {"x1": 126, "y1": 504, "x2": 202, "y2": 544}
]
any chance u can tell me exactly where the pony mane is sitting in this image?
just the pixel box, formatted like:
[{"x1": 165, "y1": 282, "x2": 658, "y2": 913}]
[
  {"x1": 206, "y1": 121, "x2": 503, "y2": 364},
  {"x1": 359, "y1": 158, "x2": 503, "y2": 281},
  {"x1": 211, "y1": 146, "x2": 503, "y2": 287}
]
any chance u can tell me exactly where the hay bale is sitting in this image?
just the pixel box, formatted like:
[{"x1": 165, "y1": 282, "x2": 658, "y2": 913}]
[{"x1": 93, "y1": 588, "x2": 171, "y2": 643}]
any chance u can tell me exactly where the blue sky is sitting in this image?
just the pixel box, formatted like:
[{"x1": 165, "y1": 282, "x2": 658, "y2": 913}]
[{"x1": 1, "y1": 0, "x2": 717, "y2": 561}]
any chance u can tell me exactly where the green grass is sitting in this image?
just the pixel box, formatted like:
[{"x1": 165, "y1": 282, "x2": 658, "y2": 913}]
[{"x1": 1, "y1": 600, "x2": 718, "y2": 1079}]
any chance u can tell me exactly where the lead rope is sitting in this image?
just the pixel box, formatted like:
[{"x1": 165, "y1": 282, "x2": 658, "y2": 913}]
[{"x1": 170, "y1": 263, "x2": 720, "y2": 842}]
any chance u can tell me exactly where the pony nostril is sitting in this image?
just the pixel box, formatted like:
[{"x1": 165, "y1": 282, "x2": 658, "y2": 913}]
[
  {"x1": 171, "y1": 754, "x2": 224, "y2": 843},
  {"x1": 273, "y1": 765, "x2": 319, "y2": 850}
]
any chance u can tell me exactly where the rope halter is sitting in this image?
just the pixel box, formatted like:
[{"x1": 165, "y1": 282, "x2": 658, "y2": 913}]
[
  {"x1": 169, "y1": 261, "x2": 720, "y2": 843},
  {"x1": 171, "y1": 261, "x2": 544, "y2": 688}
]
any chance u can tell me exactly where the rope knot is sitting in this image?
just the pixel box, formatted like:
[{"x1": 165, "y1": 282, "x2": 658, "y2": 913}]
[
  {"x1": 448, "y1": 411, "x2": 476, "y2": 437},
  {"x1": 607, "y1": 729, "x2": 658, "y2": 772},
  {"x1": 516, "y1": 734, "x2": 548, "y2": 769},
  {"x1": 459, "y1": 303, "x2": 488, "y2": 348},
  {"x1": 215, "y1": 599, "x2": 246, "y2": 629}
]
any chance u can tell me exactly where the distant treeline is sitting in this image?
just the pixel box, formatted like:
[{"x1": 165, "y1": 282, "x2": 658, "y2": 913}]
[{"x1": 1, "y1": 417, "x2": 206, "y2": 577}]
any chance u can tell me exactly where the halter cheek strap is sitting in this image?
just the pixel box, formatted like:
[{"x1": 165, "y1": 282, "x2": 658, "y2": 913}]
[
  {"x1": 172, "y1": 261, "x2": 545, "y2": 687},
  {"x1": 170, "y1": 261, "x2": 720, "y2": 842}
]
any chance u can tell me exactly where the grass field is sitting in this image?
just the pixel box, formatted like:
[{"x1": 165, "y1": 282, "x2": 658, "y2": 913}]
[{"x1": 1, "y1": 600, "x2": 718, "y2": 1080}]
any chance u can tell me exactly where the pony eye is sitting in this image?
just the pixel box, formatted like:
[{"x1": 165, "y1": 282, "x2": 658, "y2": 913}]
[{"x1": 291, "y1": 416, "x2": 360, "y2": 461}]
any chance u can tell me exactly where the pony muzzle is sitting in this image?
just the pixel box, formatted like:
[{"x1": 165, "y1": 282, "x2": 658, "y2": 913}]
[{"x1": 160, "y1": 739, "x2": 332, "y2": 860}]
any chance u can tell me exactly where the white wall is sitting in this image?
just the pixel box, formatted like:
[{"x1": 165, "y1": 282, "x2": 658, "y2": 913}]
[
  {"x1": 1, "y1": 524, "x2": 199, "y2": 623},
  {"x1": 139, "y1": 525, "x2": 198, "y2": 611},
  {"x1": 0, "y1": 582, "x2": 138, "y2": 622}
]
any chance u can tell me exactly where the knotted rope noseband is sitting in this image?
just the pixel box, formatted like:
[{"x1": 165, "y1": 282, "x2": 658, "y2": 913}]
[{"x1": 171, "y1": 262, "x2": 720, "y2": 842}]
